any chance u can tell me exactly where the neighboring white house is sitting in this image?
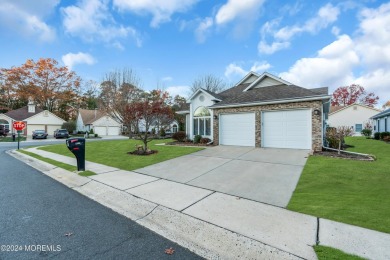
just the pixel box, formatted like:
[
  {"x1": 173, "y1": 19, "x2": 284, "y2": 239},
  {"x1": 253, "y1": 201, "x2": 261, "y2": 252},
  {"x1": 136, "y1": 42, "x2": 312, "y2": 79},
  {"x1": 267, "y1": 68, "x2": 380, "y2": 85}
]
[
  {"x1": 372, "y1": 108, "x2": 390, "y2": 133},
  {"x1": 0, "y1": 99, "x2": 66, "y2": 136},
  {"x1": 76, "y1": 109, "x2": 121, "y2": 136},
  {"x1": 177, "y1": 71, "x2": 331, "y2": 151},
  {"x1": 328, "y1": 104, "x2": 381, "y2": 136},
  {"x1": 137, "y1": 119, "x2": 179, "y2": 134}
]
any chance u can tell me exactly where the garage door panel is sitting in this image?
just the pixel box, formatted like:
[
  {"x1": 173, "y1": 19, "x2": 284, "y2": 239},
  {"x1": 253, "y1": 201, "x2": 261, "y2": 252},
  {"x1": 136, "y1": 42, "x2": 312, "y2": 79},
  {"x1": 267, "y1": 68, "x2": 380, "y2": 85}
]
[
  {"x1": 220, "y1": 113, "x2": 255, "y2": 147},
  {"x1": 263, "y1": 110, "x2": 311, "y2": 149}
]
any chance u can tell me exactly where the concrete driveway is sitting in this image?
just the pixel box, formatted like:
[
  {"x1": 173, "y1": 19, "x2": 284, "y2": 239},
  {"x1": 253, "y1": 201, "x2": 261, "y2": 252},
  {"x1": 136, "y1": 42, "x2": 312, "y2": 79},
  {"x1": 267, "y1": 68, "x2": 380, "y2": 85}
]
[{"x1": 135, "y1": 146, "x2": 310, "y2": 207}]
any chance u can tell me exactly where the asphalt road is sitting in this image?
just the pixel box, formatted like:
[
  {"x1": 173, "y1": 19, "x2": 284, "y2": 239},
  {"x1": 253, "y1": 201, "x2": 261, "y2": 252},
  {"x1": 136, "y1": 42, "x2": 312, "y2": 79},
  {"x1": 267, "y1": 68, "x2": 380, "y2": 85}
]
[{"x1": 0, "y1": 141, "x2": 202, "y2": 260}]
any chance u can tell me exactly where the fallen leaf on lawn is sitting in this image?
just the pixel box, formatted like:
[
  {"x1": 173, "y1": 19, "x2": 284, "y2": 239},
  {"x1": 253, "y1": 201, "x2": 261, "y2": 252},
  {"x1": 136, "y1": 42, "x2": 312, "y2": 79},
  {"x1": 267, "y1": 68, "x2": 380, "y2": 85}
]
[
  {"x1": 165, "y1": 247, "x2": 175, "y2": 255},
  {"x1": 64, "y1": 232, "x2": 73, "y2": 237}
]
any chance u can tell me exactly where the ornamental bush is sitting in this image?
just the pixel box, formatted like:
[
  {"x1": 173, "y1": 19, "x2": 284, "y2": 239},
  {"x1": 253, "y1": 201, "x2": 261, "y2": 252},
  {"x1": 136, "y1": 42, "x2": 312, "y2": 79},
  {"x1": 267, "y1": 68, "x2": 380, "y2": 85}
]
[
  {"x1": 361, "y1": 128, "x2": 372, "y2": 138},
  {"x1": 193, "y1": 135, "x2": 202, "y2": 144},
  {"x1": 172, "y1": 131, "x2": 186, "y2": 142}
]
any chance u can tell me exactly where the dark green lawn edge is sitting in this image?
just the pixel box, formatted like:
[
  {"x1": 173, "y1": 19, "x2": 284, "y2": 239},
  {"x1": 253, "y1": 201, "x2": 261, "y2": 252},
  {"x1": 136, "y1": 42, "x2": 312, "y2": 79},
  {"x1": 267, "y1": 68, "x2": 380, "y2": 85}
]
[
  {"x1": 0, "y1": 137, "x2": 27, "y2": 142},
  {"x1": 314, "y1": 245, "x2": 366, "y2": 260},
  {"x1": 18, "y1": 150, "x2": 96, "y2": 176}
]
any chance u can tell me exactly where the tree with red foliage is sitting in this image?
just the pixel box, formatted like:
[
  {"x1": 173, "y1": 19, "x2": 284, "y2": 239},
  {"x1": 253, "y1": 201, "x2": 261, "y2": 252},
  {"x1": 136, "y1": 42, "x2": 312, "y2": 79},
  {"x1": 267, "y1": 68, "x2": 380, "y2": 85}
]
[
  {"x1": 331, "y1": 84, "x2": 379, "y2": 107},
  {"x1": 126, "y1": 90, "x2": 173, "y2": 152}
]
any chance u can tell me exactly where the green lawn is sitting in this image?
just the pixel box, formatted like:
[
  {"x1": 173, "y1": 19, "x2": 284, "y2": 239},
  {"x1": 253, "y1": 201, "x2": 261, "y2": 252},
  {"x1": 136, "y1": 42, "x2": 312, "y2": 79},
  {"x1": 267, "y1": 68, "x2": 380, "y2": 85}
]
[
  {"x1": 314, "y1": 246, "x2": 365, "y2": 260},
  {"x1": 288, "y1": 137, "x2": 390, "y2": 233},
  {"x1": 0, "y1": 136, "x2": 26, "y2": 142},
  {"x1": 19, "y1": 150, "x2": 96, "y2": 176},
  {"x1": 39, "y1": 139, "x2": 203, "y2": 171}
]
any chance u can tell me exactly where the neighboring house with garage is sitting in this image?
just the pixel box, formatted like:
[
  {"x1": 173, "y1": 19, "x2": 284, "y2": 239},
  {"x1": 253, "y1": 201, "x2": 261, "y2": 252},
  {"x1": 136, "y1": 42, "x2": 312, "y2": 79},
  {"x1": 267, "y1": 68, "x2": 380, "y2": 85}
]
[
  {"x1": 177, "y1": 72, "x2": 331, "y2": 151},
  {"x1": 371, "y1": 108, "x2": 390, "y2": 133},
  {"x1": 0, "y1": 99, "x2": 66, "y2": 136},
  {"x1": 76, "y1": 109, "x2": 121, "y2": 136},
  {"x1": 328, "y1": 104, "x2": 381, "y2": 136}
]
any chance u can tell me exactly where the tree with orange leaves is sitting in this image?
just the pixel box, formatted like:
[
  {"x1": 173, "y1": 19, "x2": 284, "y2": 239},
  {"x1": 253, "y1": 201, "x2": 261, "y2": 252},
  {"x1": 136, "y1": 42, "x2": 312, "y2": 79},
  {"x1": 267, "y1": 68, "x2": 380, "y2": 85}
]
[{"x1": 0, "y1": 58, "x2": 81, "y2": 119}]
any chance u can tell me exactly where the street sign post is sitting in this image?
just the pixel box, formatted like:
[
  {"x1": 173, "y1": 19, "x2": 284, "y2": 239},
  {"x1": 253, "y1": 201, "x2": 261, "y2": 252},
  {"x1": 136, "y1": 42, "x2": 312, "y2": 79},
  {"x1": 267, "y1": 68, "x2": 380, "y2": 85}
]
[{"x1": 13, "y1": 121, "x2": 26, "y2": 150}]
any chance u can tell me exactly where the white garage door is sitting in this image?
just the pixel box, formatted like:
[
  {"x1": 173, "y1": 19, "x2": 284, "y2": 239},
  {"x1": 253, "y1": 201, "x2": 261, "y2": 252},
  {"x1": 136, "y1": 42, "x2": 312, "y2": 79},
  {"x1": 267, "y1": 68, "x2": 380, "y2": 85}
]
[
  {"x1": 108, "y1": 126, "x2": 120, "y2": 136},
  {"x1": 47, "y1": 125, "x2": 61, "y2": 136},
  {"x1": 27, "y1": 125, "x2": 45, "y2": 136},
  {"x1": 94, "y1": 126, "x2": 106, "y2": 136},
  {"x1": 262, "y1": 110, "x2": 311, "y2": 149},
  {"x1": 220, "y1": 113, "x2": 255, "y2": 146}
]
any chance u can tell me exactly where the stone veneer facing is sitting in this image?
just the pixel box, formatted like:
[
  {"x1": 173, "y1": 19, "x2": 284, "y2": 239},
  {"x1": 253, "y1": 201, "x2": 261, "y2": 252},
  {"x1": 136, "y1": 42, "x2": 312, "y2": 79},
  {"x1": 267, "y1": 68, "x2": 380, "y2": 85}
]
[{"x1": 213, "y1": 100, "x2": 323, "y2": 151}]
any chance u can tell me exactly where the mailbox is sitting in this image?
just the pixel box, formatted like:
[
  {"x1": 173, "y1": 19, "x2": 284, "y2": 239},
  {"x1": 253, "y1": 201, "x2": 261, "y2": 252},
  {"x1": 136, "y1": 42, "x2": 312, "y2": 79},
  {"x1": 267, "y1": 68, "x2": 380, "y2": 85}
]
[{"x1": 66, "y1": 138, "x2": 86, "y2": 171}]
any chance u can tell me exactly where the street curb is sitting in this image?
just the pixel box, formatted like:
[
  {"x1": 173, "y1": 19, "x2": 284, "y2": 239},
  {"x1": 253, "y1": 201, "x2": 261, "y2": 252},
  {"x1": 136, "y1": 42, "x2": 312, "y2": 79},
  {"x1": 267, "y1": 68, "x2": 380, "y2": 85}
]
[{"x1": 9, "y1": 150, "x2": 299, "y2": 260}]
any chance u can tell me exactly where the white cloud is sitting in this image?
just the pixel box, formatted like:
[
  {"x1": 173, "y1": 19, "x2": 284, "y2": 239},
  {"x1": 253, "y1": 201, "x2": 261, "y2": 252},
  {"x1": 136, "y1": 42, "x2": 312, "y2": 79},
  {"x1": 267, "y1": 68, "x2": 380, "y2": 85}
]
[
  {"x1": 165, "y1": 86, "x2": 190, "y2": 98},
  {"x1": 215, "y1": 0, "x2": 265, "y2": 25},
  {"x1": 225, "y1": 61, "x2": 271, "y2": 80},
  {"x1": 62, "y1": 52, "x2": 96, "y2": 70},
  {"x1": 195, "y1": 17, "x2": 213, "y2": 43},
  {"x1": 258, "y1": 41, "x2": 290, "y2": 55},
  {"x1": 279, "y1": 3, "x2": 390, "y2": 102},
  {"x1": 62, "y1": 0, "x2": 141, "y2": 47},
  {"x1": 259, "y1": 3, "x2": 340, "y2": 54},
  {"x1": 113, "y1": 0, "x2": 199, "y2": 28},
  {"x1": 0, "y1": 1, "x2": 57, "y2": 42},
  {"x1": 161, "y1": 76, "x2": 173, "y2": 82}
]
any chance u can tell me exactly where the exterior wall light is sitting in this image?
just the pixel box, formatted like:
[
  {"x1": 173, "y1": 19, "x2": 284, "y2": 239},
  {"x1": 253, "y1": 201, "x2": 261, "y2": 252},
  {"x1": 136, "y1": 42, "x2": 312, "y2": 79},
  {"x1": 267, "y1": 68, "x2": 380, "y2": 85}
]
[
  {"x1": 213, "y1": 115, "x2": 218, "y2": 120},
  {"x1": 313, "y1": 109, "x2": 321, "y2": 116}
]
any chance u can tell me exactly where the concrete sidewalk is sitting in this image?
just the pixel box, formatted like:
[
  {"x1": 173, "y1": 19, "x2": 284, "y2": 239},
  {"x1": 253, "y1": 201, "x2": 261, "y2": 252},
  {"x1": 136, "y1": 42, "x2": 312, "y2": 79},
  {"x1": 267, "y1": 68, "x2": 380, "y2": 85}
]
[{"x1": 11, "y1": 148, "x2": 390, "y2": 260}]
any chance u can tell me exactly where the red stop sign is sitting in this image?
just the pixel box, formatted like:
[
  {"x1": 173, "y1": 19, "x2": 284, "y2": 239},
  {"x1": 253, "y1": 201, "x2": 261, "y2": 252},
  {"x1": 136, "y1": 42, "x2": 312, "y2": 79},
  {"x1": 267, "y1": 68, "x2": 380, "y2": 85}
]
[{"x1": 13, "y1": 121, "x2": 26, "y2": 131}]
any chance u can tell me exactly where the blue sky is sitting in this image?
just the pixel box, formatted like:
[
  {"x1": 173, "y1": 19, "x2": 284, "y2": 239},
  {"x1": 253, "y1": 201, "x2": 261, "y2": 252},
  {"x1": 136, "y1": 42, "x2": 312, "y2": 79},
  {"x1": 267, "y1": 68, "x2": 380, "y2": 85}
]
[{"x1": 0, "y1": 0, "x2": 389, "y2": 104}]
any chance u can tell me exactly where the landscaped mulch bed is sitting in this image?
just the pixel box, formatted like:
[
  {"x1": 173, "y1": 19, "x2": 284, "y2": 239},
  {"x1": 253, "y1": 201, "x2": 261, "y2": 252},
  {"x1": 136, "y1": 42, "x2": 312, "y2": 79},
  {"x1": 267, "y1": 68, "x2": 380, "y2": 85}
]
[
  {"x1": 314, "y1": 150, "x2": 374, "y2": 161},
  {"x1": 166, "y1": 141, "x2": 212, "y2": 147},
  {"x1": 127, "y1": 150, "x2": 158, "y2": 156}
]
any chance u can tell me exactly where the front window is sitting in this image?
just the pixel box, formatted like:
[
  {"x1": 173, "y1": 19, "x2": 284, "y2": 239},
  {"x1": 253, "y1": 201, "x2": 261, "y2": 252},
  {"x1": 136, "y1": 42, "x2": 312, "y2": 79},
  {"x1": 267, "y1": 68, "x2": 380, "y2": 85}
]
[
  {"x1": 355, "y1": 124, "x2": 362, "y2": 133},
  {"x1": 172, "y1": 124, "x2": 178, "y2": 133},
  {"x1": 0, "y1": 119, "x2": 9, "y2": 131},
  {"x1": 193, "y1": 106, "x2": 211, "y2": 136}
]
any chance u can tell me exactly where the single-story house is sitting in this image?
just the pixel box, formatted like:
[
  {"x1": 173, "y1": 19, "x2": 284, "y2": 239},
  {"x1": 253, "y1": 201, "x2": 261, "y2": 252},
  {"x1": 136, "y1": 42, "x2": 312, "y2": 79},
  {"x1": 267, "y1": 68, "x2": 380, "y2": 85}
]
[
  {"x1": 0, "y1": 100, "x2": 66, "y2": 136},
  {"x1": 328, "y1": 104, "x2": 381, "y2": 135},
  {"x1": 177, "y1": 72, "x2": 331, "y2": 151},
  {"x1": 76, "y1": 109, "x2": 122, "y2": 136},
  {"x1": 372, "y1": 108, "x2": 390, "y2": 133},
  {"x1": 138, "y1": 119, "x2": 179, "y2": 134}
]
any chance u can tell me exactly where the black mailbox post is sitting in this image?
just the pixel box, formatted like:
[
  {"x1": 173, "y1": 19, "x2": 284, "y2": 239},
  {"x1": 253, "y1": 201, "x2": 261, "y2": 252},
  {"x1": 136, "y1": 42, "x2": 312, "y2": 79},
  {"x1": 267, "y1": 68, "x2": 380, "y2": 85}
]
[{"x1": 66, "y1": 138, "x2": 86, "y2": 171}]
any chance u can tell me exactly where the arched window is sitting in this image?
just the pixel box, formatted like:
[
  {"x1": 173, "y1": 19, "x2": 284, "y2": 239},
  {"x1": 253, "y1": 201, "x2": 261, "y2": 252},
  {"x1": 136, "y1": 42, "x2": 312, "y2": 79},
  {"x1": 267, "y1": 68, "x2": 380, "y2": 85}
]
[
  {"x1": 0, "y1": 119, "x2": 9, "y2": 131},
  {"x1": 193, "y1": 106, "x2": 211, "y2": 136},
  {"x1": 172, "y1": 124, "x2": 178, "y2": 133}
]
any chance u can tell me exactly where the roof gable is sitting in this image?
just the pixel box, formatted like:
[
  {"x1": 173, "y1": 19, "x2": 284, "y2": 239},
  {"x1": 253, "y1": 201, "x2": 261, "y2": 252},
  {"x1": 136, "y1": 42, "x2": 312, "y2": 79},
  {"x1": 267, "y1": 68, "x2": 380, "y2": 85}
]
[
  {"x1": 329, "y1": 103, "x2": 381, "y2": 115},
  {"x1": 4, "y1": 106, "x2": 44, "y2": 121},
  {"x1": 187, "y1": 88, "x2": 222, "y2": 103},
  {"x1": 79, "y1": 109, "x2": 107, "y2": 125},
  {"x1": 244, "y1": 72, "x2": 292, "y2": 92},
  {"x1": 234, "y1": 71, "x2": 260, "y2": 86}
]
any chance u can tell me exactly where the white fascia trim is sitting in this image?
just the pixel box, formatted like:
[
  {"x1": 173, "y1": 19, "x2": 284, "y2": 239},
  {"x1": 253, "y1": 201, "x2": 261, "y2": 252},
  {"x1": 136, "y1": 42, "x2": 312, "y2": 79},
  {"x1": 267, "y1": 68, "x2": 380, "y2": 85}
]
[
  {"x1": 243, "y1": 72, "x2": 293, "y2": 92},
  {"x1": 187, "y1": 88, "x2": 221, "y2": 103},
  {"x1": 25, "y1": 110, "x2": 66, "y2": 123},
  {"x1": 209, "y1": 95, "x2": 331, "y2": 109},
  {"x1": 0, "y1": 113, "x2": 16, "y2": 121},
  {"x1": 234, "y1": 71, "x2": 260, "y2": 86},
  {"x1": 176, "y1": 110, "x2": 190, "y2": 114}
]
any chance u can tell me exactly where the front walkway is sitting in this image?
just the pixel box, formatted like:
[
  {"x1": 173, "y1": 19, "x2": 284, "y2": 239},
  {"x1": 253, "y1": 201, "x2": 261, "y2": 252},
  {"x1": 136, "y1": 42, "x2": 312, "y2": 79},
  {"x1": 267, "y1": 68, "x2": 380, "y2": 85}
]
[{"x1": 13, "y1": 147, "x2": 390, "y2": 260}]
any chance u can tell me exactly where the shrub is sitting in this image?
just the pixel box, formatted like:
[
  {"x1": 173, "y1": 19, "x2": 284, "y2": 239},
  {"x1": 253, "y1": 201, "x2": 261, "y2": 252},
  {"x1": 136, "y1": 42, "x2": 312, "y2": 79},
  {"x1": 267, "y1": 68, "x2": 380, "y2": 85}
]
[
  {"x1": 383, "y1": 136, "x2": 390, "y2": 142},
  {"x1": 159, "y1": 128, "x2": 166, "y2": 137},
  {"x1": 200, "y1": 137, "x2": 211, "y2": 144},
  {"x1": 94, "y1": 133, "x2": 98, "y2": 137},
  {"x1": 151, "y1": 128, "x2": 156, "y2": 135},
  {"x1": 89, "y1": 129, "x2": 94, "y2": 134},
  {"x1": 374, "y1": 132, "x2": 380, "y2": 140},
  {"x1": 193, "y1": 135, "x2": 202, "y2": 144},
  {"x1": 361, "y1": 128, "x2": 372, "y2": 138},
  {"x1": 172, "y1": 131, "x2": 186, "y2": 142},
  {"x1": 325, "y1": 127, "x2": 339, "y2": 149},
  {"x1": 380, "y1": 132, "x2": 390, "y2": 140},
  {"x1": 62, "y1": 121, "x2": 76, "y2": 133}
]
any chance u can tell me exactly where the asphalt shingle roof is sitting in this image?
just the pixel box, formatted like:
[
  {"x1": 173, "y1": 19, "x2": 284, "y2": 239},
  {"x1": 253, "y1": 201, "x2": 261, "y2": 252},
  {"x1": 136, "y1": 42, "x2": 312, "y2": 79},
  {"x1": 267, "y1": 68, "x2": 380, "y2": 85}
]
[
  {"x1": 79, "y1": 109, "x2": 107, "y2": 124},
  {"x1": 210, "y1": 83, "x2": 328, "y2": 107},
  {"x1": 372, "y1": 108, "x2": 390, "y2": 119},
  {"x1": 4, "y1": 106, "x2": 43, "y2": 121}
]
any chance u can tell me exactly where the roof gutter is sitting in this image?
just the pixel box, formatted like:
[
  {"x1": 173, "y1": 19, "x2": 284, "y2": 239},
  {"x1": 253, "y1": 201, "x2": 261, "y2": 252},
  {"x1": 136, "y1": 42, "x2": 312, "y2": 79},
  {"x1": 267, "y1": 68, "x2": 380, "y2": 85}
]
[{"x1": 209, "y1": 95, "x2": 331, "y2": 109}]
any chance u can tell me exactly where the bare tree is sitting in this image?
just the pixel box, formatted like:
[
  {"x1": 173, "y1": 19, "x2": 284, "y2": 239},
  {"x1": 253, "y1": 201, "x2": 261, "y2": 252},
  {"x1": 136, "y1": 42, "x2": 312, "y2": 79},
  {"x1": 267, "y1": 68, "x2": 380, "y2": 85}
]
[
  {"x1": 326, "y1": 126, "x2": 353, "y2": 154},
  {"x1": 190, "y1": 74, "x2": 228, "y2": 94},
  {"x1": 99, "y1": 68, "x2": 144, "y2": 137}
]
